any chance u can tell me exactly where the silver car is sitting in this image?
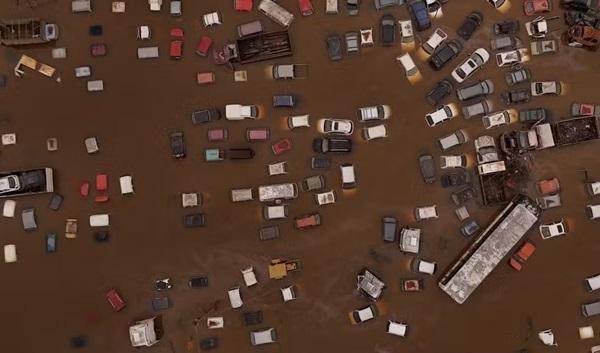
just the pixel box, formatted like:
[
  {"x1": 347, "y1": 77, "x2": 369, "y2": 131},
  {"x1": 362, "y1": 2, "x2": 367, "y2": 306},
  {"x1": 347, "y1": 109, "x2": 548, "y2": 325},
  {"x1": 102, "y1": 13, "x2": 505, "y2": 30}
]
[{"x1": 457, "y1": 80, "x2": 495, "y2": 101}]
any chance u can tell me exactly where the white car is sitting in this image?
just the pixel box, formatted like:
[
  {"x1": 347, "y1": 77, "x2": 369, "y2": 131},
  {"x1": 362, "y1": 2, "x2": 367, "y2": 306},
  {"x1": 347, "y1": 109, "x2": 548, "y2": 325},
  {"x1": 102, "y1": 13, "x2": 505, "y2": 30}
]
[
  {"x1": 482, "y1": 110, "x2": 511, "y2": 129},
  {"x1": 451, "y1": 48, "x2": 490, "y2": 83},
  {"x1": 316, "y1": 190, "x2": 336, "y2": 205},
  {"x1": 425, "y1": 105, "x2": 455, "y2": 127},
  {"x1": 357, "y1": 105, "x2": 391, "y2": 122},
  {"x1": 0, "y1": 175, "x2": 20, "y2": 194},
  {"x1": 250, "y1": 328, "x2": 277, "y2": 346},
  {"x1": 227, "y1": 287, "x2": 243, "y2": 308},
  {"x1": 438, "y1": 129, "x2": 468, "y2": 151},
  {"x1": 422, "y1": 28, "x2": 448, "y2": 54},
  {"x1": 531, "y1": 81, "x2": 561, "y2": 96},
  {"x1": 386, "y1": 321, "x2": 408, "y2": 337},
  {"x1": 318, "y1": 118, "x2": 354, "y2": 135},
  {"x1": 287, "y1": 114, "x2": 310, "y2": 129},
  {"x1": 241, "y1": 266, "x2": 258, "y2": 287},
  {"x1": 349, "y1": 304, "x2": 377, "y2": 324},
  {"x1": 397, "y1": 53, "x2": 419, "y2": 77},
  {"x1": 225, "y1": 104, "x2": 258, "y2": 120},
  {"x1": 411, "y1": 257, "x2": 437, "y2": 274},
  {"x1": 539, "y1": 219, "x2": 568, "y2": 239},
  {"x1": 495, "y1": 49, "x2": 526, "y2": 67},
  {"x1": 586, "y1": 204, "x2": 600, "y2": 220},
  {"x1": 363, "y1": 124, "x2": 388, "y2": 140},
  {"x1": 525, "y1": 17, "x2": 548, "y2": 38},
  {"x1": 440, "y1": 154, "x2": 467, "y2": 169},
  {"x1": 585, "y1": 274, "x2": 600, "y2": 292},
  {"x1": 414, "y1": 205, "x2": 438, "y2": 221}
]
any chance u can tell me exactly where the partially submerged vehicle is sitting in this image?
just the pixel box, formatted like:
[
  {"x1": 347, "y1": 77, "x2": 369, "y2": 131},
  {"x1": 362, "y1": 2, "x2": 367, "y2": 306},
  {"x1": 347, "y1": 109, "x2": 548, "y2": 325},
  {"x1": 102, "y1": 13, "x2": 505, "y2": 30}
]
[
  {"x1": 268, "y1": 258, "x2": 302, "y2": 279},
  {"x1": 356, "y1": 268, "x2": 385, "y2": 300}
]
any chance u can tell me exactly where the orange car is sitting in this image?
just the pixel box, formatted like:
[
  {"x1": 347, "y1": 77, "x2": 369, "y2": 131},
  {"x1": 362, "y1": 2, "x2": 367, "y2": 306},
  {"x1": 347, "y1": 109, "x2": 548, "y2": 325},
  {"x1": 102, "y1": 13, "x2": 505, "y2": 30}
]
[{"x1": 509, "y1": 241, "x2": 536, "y2": 271}]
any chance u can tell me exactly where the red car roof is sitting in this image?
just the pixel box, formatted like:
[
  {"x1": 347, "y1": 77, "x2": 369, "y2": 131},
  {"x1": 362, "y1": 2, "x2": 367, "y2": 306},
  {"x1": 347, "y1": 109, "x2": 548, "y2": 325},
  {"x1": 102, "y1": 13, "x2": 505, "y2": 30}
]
[
  {"x1": 96, "y1": 174, "x2": 108, "y2": 191},
  {"x1": 170, "y1": 27, "x2": 184, "y2": 38},
  {"x1": 106, "y1": 289, "x2": 126, "y2": 311},
  {"x1": 272, "y1": 138, "x2": 292, "y2": 155},
  {"x1": 170, "y1": 41, "x2": 183, "y2": 57},
  {"x1": 196, "y1": 36, "x2": 213, "y2": 54},
  {"x1": 298, "y1": 0, "x2": 313, "y2": 13},
  {"x1": 235, "y1": 0, "x2": 253, "y2": 11},
  {"x1": 80, "y1": 182, "x2": 90, "y2": 197}
]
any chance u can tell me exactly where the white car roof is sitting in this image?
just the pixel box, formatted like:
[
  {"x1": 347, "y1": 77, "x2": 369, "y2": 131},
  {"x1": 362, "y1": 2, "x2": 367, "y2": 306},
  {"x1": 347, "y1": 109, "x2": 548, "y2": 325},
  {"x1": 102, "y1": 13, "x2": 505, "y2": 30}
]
[
  {"x1": 3, "y1": 244, "x2": 17, "y2": 263},
  {"x1": 2, "y1": 199, "x2": 16, "y2": 218},
  {"x1": 89, "y1": 214, "x2": 110, "y2": 227},
  {"x1": 387, "y1": 321, "x2": 408, "y2": 336},
  {"x1": 228, "y1": 287, "x2": 243, "y2": 308},
  {"x1": 366, "y1": 124, "x2": 387, "y2": 139},
  {"x1": 419, "y1": 260, "x2": 436, "y2": 274},
  {"x1": 586, "y1": 273, "x2": 600, "y2": 291},
  {"x1": 358, "y1": 307, "x2": 375, "y2": 321},
  {"x1": 290, "y1": 114, "x2": 310, "y2": 127}
]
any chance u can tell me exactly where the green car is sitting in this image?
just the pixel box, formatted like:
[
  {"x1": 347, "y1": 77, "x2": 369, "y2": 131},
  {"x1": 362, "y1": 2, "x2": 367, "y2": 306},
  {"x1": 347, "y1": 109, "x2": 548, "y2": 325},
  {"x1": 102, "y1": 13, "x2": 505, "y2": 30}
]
[
  {"x1": 204, "y1": 148, "x2": 224, "y2": 162},
  {"x1": 519, "y1": 107, "x2": 548, "y2": 123}
]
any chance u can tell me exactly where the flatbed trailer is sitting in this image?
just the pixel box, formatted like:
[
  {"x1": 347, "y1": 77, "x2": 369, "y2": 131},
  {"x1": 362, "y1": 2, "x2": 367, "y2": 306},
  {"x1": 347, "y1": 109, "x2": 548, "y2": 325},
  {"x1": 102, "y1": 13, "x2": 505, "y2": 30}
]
[
  {"x1": 0, "y1": 168, "x2": 54, "y2": 198},
  {"x1": 0, "y1": 18, "x2": 57, "y2": 45},
  {"x1": 235, "y1": 30, "x2": 292, "y2": 64}
]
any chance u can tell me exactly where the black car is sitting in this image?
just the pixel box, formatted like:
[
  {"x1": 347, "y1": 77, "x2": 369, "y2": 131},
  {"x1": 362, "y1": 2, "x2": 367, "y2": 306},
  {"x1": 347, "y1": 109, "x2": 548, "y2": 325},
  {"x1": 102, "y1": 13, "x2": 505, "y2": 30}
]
[
  {"x1": 407, "y1": 0, "x2": 431, "y2": 31},
  {"x1": 48, "y1": 193, "x2": 64, "y2": 211},
  {"x1": 519, "y1": 108, "x2": 548, "y2": 123},
  {"x1": 170, "y1": 131, "x2": 185, "y2": 158},
  {"x1": 441, "y1": 171, "x2": 471, "y2": 188},
  {"x1": 94, "y1": 230, "x2": 110, "y2": 243},
  {"x1": 418, "y1": 154, "x2": 436, "y2": 184},
  {"x1": 191, "y1": 108, "x2": 221, "y2": 124},
  {"x1": 494, "y1": 20, "x2": 519, "y2": 35},
  {"x1": 21, "y1": 170, "x2": 45, "y2": 189},
  {"x1": 152, "y1": 296, "x2": 170, "y2": 310},
  {"x1": 189, "y1": 276, "x2": 209, "y2": 288},
  {"x1": 429, "y1": 39, "x2": 463, "y2": 70},
  {"x1": 501, "y1": 89, "x2": 531, "y2": 106},
  {"x1": 457, "y1": 11, "x2": 483, "y2": 40},
  {"x1": 228, "y1": 148, "x2": 255, "y2": 160},
  {"x1": 273, "y1": 95, "x2": 296, "y2": 108},
  {"x1": 451, "y1": 186, "x2": 477, "y2": 206},
  {"x1": 380, "y1": 14, "x2": 396, "y2": 46},
  {"x1": 199, "y1": 337, "x2": 218, "y2": 351},
  {"x1": 243, "y1": 311, "x2": 264, "y2": 326},
  {"x1": 564, "y1": 10, "x2": 600, "y2": 28},
  {"x1": 312, "y1": 138, "x2": 352, "y2": 153},
  {"x1": 184, "y1": 213, "x2": 206, "y2": 228},
  {"x1": 426, "y1": 79, "x2": 453, "y2": 106},
  {"x1": 382, "y1": 217, "x2": 398, "y2": 242},
  {"x1": 326, "y1": 33, "x2": 343, "y2": 61},
  {"x1": 311, "y1": 156, "x2": 331, "y2": 169}
]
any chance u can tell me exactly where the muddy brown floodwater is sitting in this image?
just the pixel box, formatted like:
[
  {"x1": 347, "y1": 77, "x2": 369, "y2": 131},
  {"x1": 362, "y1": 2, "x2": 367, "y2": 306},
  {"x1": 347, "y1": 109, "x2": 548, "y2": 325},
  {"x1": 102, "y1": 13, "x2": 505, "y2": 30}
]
[{"x1": 0, "y1": 0, "x2": 599, "y2": 352}]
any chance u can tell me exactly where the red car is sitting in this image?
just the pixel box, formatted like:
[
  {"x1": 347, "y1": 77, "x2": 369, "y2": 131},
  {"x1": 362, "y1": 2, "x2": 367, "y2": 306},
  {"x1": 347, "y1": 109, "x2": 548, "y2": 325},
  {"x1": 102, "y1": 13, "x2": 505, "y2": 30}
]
[
  {"x1": 80, "y1": 181, "x2": 90, "y2": 198},
  {"x1": 195, "y1": 36, "x2": 212, "y2": 56},
  {"x1": 298, "y1": 0, "x2": 314, "y2": 16},
  {"x1": 90, "y1": 43, "x2": 107, "y2": 57},
  {"x1": 96, "y1": 174, "x2": 108, "y2": 191},
  {"x1": 170, "y1": 40, "x2": 183, "y2": 59},
  {"x1": 294, "y1": 213, "x2": 321, "y2": 229},
  {"x1": 523, "y1": 0, "x2": 552, "y2": 15},
  {"x1": 271, "y1": 138, "x2": 292, "y2": 155},
  {"x1": 170, "y1": 27, "x2": 184, "y2": 38},
  {"x1": 235, "y1": 0, "x2": 253, "y2": 11},
  {"x1": 106, "y1": 288, "x2": 127, "y2": 311},
  {"x1": 509, "y1": 241, "x2": 536, "y2": 271}
]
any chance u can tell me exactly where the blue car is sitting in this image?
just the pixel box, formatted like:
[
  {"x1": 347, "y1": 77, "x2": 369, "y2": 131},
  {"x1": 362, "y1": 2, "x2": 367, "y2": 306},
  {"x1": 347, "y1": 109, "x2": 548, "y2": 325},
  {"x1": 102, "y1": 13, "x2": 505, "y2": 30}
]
[
  {"x1": 46, "y1": 233, "x2": 57, "y2": 253},
  {"x1": 408, "y1": 0, "x2": 431, "y2": 31}
]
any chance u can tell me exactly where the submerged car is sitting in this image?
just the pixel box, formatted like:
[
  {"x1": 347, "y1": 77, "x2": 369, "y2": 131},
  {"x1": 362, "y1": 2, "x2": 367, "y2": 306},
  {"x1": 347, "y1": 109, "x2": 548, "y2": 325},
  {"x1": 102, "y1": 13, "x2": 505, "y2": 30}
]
[
  {"x1": 423, "y1": 28, "x2": 448, "y2": 55},
  {"x1": 429, "y1": 40, "x2": 463, "y2": 70},
  {"x1": 505, "y1": 68, "x2": 532, "y2": 86},
  {"x1": 326, "y1": 33, "x2": 343, "y2": 61},
  {"x1": 482, "y1": 110, "x2": 511, "y2": 129},
  {"x1": 380, "y1": 14, "x2": 396, "y2": 46},
  {"x1": 426, "y1": 79, "x2": 453, "y2": 106},
  {"x1": 524, "y1": 0, "x2": 552, "y2": 16},
  {"x1": 441, "y1": 171, "x2": 470, "y2": 188},
  {"x1": 418, "y1": 154, "x2": 436, "y2": 183},
  {"x1": 357, "y1": 105, "x2": 391, "y2": 121},
  {"x1": 440, "y1": 154, "x2": 468, "y2": 169},
  {"x1": 425, "y1": 105, "x2": 455, "y2": 127},
  {"x1": 313, "y1": 138, "x2": 352, "y2": 153},
  {"x1": 0, "y1": 175, "x2": 20, "y2": 194},
  {"x1": 501, "y1": 88, "x2": 531, "y2": 105},
  {"x1": 407, "y1": 0, "x2": 431, "y2": 31},
  {"x1": 438, "y1": 129, "x2": 468, "y2": 151},
  {"x1": 540, "y1": 219, "x2": 568, "y2": 239},
  {"x1": 457, "y1": 80, "x2": 494, "y2": 101},
  {"x1": 494, "y1": 20, "x2": 519, "y2": 35},
  {"x1": 519, "y1": 107, "x2": 549, "y2": 123},
  {"x1": 349, "y1": 304, "x2": 378, "y2": 324}
]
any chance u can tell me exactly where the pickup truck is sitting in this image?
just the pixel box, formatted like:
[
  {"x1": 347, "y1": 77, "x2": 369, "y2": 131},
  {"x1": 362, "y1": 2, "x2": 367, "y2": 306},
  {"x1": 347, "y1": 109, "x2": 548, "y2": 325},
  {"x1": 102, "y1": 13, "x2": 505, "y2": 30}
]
[
  {"x1": 225, "y1": 104, "x2": 259, "y2": 120},
  {"x1": 501, "y1": 116, "x2": 600, "y2": 154}
]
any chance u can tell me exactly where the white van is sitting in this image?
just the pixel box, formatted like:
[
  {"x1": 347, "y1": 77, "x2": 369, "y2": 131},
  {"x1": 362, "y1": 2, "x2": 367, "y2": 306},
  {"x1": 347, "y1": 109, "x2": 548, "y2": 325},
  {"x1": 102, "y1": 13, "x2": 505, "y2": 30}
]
[
  {"x1": 231, "y1": 188, "x2": 253, "y2": 202},
  {"x1": 228, "y1": 287, "x2": 243, "y2": 308},
  {"x1": 263, "y1": 205, "x2": 288, "y2": 220},
  {"x1": 585, "y1": 274, "x2": 600, "y2": 292},
  {"x1": 72, "y1": 0, "x2": 92, "y2": 13},
  {"x1": 137, "y1": 47, "x2": 159, "y2": 59},
  {"x1": 340, "y1": 164, "x2": 356, "y2": 189},
  {"x1": 397, "y1": 53, "x2": 418, "y2": 77},
  {"x1": 3, "y1": 244, "x2": 17, "y2": 263},
  {"x1": 586, "y1": 204, "x2": 600, "y2": 220},
  {"x1": 90, "y1": 214, "x2": 109, "y2": 227}
]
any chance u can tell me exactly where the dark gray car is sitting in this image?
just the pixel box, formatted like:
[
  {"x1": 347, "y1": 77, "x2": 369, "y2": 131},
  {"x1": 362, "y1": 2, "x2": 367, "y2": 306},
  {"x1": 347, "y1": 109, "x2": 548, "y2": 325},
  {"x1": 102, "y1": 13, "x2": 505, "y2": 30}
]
[
  {"x1": 326, "y1": 33, "x2": 343, "y2": 61},
  {"x1": 273, "y1": 95, "x2": 296, "y2": 108},
  {"x1": 457, "y1": 80, "x2": 494, "y2": 101},
  {"x1": 429, "y1": 40, "x2": 463, "y2": 70},
  {"x1": 22, "y1": 208, "x2": 37, "y2": 231},
  {"x1": 170, "y1": 131, "x2": 186, "y2": 159},
  {"x1": 426, "y1": 79, "x2": 453, "y2": 106},
  {"x1": 380, "y1": 14, "x2": 396, "y2": 46},
  {"x1": 382, "y1": 217, "x2": 398, "y2": 242},
  {"x1": 192, "y1": 108, "x2": 221, "y2": 124},
  {"x1": 418, "y1": 154, "x2": 436, "y2": 183}
]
